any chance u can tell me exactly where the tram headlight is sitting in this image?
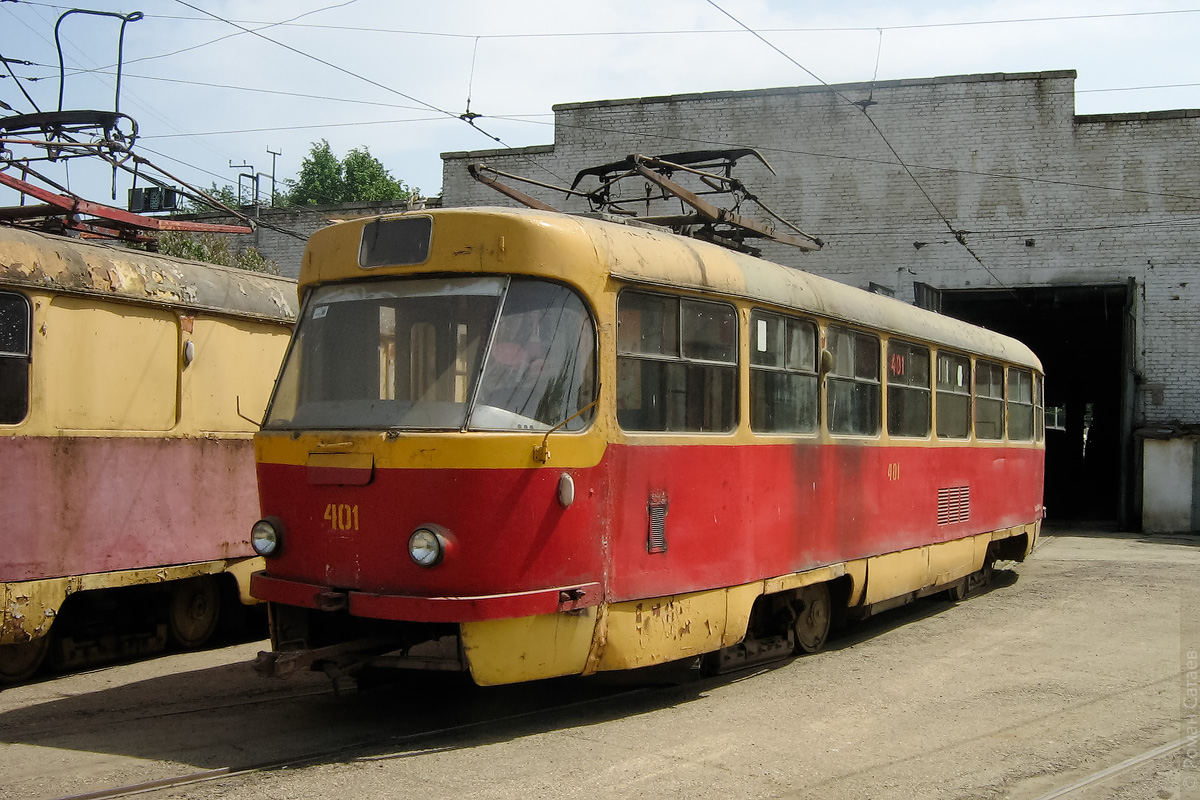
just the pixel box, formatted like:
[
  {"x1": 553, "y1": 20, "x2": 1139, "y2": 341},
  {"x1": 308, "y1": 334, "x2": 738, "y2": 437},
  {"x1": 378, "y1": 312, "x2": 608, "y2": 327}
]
[
  {"x1": 408, "y1": 526, "x2": 446, "y2": 568},
  {"x1": 251, "y1": 518, "x2": 283, "y2": 557}
]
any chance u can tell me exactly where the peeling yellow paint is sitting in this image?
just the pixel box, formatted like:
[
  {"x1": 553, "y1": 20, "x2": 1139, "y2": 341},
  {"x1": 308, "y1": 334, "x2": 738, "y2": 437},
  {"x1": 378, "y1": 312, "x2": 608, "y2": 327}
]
[
  {"x1": 461, "y1": 607, "x2": 598, "y2": 686},
  {"x1": 0, "y1": 560, "x2": 251, "y2": 645}
]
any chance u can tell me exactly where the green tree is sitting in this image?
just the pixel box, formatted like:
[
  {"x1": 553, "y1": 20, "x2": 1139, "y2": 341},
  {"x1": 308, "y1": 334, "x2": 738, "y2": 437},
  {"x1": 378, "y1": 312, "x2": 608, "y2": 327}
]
[
  {"x1": 343, "y1": 145, "x2": 409, "y2": 201},
  {"x1": 281, "y1": 140, "x2": 414, "y2": 206},
  {"x1": 153, "y1": 231, "x2": 279, "y2": 274},
  {"x1": 283, "y1": 139, "x2": 344, "y2": 206},
  {"x1": 180, "y1": 182, "x2": 243, "y2": 213}
]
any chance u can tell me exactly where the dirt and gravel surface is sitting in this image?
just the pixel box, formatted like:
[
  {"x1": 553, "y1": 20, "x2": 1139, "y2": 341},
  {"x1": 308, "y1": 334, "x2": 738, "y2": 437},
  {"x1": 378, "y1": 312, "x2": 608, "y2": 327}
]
[{"x1": 2, "y1": 527, "x2": 1197, "y2": 800}]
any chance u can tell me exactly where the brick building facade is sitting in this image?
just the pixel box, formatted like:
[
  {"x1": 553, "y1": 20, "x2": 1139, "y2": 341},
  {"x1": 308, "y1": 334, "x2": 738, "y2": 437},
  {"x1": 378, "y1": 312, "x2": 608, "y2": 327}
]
[
  {"x1": 440, "y1": 70, "x2": 1200, "y2": 531},
  {"x1": 177, "y1": 197, "x2": 426, "y2": 279}
]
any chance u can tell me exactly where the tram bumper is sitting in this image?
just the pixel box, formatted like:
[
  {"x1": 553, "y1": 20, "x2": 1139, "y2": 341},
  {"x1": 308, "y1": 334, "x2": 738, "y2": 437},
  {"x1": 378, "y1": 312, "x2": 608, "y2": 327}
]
[
  {"x1": 251, "y1": 572, "x2": 600, "y2": 621},
  {"x1": 250, "y1": 572, "x2": 603, "y2": 685}
]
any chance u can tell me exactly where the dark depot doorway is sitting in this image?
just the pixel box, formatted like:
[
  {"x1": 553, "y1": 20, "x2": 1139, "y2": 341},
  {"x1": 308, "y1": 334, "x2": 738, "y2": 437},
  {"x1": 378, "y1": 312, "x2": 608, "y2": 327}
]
[{"x1": 935, "y1": 284, "x2": 1131, "y2": 527}]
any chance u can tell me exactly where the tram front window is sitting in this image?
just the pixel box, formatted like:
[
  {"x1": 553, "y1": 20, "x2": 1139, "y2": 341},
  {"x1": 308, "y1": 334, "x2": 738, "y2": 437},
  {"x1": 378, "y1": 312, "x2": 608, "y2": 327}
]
[
  {"x1": 265, "y1": 277, "x2": 596, "y2": 432},
  {"x1": 0, "y1": 291, "x2": 31, "y2": 425}
]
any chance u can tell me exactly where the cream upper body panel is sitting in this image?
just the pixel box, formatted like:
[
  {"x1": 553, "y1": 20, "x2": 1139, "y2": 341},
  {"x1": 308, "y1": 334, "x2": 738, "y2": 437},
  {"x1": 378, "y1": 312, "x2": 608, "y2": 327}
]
[{"x1": 300, "y1": 208, "x2": 1040, "y2": 372}]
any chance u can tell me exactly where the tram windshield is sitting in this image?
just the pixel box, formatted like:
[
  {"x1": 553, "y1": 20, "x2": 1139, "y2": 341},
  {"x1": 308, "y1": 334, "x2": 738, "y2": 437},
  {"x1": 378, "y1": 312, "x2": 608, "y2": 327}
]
[{"x1": 264, "y1": 277, "x2": 596, "y2": 432}]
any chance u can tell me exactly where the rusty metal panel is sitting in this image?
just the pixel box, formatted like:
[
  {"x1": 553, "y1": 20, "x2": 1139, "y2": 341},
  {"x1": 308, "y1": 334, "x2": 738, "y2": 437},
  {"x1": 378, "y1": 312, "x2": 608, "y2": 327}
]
[
  {"x1": 1, "y1": 578, "x2": 68, "y2": 643},
  {"x1": 0, "y1": 559, "x2": 249, "y2": 645},
  {"x1": 597, "y1": 590, "x2": 729, "y2": 670},
  {"x1": 1, "y1": 436, "x2": 260, "y2": 583},
  {"x1": 0, "y1": 225, "x2": 296, "y2": 323}
]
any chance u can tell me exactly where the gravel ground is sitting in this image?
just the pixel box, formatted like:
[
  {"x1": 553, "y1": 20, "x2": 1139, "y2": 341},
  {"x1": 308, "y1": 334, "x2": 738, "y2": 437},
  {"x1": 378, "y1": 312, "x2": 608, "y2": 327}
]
[{"x1": 1, "y1": 528, "x2": 1197, "y2": 800}]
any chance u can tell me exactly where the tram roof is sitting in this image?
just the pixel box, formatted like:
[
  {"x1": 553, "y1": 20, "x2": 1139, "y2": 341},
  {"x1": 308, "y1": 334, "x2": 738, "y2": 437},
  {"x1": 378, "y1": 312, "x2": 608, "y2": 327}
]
[
  {"x1": 304, "y1": 207, "x2": 1041, "y2": 370},
  {"x1": 0, "y1": 225, "x2": 297, "y2": 322}
]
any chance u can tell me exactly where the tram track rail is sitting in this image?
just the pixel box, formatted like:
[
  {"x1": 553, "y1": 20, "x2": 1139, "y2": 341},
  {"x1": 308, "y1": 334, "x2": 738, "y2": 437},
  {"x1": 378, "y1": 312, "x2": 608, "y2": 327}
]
[
  {"x1": 8, "y1": 537, "x2": 1192, "y2": 800},
  {"x1": 50, "y1": 682, "x2": 662, "y2": 800},
  {"x1": 51, "y1": 663, "x2": 1192, "y2": 800},
  {"x1": 1027, "y1": 735, "x2": 1194, "y2": 800}
]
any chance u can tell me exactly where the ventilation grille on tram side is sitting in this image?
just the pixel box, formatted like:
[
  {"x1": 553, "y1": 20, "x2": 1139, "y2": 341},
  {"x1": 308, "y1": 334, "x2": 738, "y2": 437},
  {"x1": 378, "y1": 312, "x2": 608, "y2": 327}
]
[
  {"x1": 937, "y1": 486, "x2": 971, "y2": 525},
  {"x1": 647, "y1": 494, "x2": 668, "y2": 554}
]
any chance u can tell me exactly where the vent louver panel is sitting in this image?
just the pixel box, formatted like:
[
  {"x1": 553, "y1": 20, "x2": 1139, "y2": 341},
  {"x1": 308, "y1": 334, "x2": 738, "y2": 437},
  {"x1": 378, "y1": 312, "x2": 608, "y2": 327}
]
[
  {"x1": 938, "y1": 486, "x2": 971, "y2": 525},
  {"x1": 647, "y1": 494, "x2": 668, "y2": 554}
]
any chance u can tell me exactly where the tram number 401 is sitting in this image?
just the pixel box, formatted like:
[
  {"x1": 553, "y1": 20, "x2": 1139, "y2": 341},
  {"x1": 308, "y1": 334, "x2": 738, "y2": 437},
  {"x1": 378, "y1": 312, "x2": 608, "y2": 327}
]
[
  {"x1": 887, "y1": 462, "x2": 901, "y2": 481},
  {"x1": 324, "y1": 503, "x2": 360, "y2": 532}
]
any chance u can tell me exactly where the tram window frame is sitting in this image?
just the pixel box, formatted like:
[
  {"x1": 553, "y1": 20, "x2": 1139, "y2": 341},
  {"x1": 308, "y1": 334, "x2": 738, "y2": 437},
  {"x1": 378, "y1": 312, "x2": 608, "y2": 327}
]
[
  {"x1": 0, "y1": 290, "x2": 31, "y2": 425},
  {"x1": 617, "y1": 290, "x2": 738, "y2": 433},
  {"x1": 1007, "y1": 367, "x2": 1035, "y2": 441},
  {"x1": 749, "y1": 309, "x2": 818, "y2": 434},
  {"x1": 974, "y1": 359, "x2": 1005, "y2": 440},
  {"x1": 886, "y1": 339, "x2": 931, "y2": 438},
  {"x1": 826, "y1": 325, "x2": 881, "y2": 437},
  {"x1": 1035, "y1": 374, "x2": 1045, "y2": 442},
  {"x1": 935, "y1": 351, "x2": 972, "y2": 439}
]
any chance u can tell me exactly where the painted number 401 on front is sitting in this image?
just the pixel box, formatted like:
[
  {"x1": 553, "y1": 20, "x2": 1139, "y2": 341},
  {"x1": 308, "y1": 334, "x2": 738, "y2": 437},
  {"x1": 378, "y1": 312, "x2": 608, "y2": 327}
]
[{"x1": 324, "y1": 503, "x2": 360, "y2": 531}]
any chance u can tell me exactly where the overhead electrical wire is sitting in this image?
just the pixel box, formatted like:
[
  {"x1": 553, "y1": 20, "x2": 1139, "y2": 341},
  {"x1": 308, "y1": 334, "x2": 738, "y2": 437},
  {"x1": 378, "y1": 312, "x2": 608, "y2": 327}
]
[
  {"x1": 10, "y1": 56, "x2": 1200, "y2": 118},
  {"x1": 11, "y1": 0, "x2": 1200, "y2": 38},
  {"x1": 165, "y1": 0, "x2": 570, "y2": 186},
  {"x1": 5, "y1": 0, "x2": 1199, "y2": 244},
  {"x1": 704, "y1": 0, "x2": 1014, "y2": 291},
  {"x1": 110, "y1": 0, "x2": 362, "y2": 73},
  {"x1": 482, "y1": 114, "x2": 1200, "y2": 239}
]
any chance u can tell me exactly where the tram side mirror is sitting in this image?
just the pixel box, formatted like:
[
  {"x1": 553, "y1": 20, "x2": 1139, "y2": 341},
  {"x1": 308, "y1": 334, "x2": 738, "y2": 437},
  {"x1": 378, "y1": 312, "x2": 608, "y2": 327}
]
[
  {"x1": 819, "y1": 348, "x2": 834, "y2": 376},
  {"x1": 236, "y1": 396, "x2": 263, "y2": 430}
]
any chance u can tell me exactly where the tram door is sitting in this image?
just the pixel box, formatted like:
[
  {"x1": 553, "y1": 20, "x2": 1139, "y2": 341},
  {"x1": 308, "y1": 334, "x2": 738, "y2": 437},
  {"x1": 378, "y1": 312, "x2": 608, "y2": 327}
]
[{"x1": 928, "y1": 284, "x2": 1132, "y2": 528}]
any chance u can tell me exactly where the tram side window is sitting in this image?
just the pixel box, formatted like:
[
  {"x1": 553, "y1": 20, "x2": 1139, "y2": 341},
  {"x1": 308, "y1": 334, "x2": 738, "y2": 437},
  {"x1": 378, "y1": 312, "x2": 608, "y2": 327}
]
[
  {"x1": 749, "y1": 310, "x2": 818, "y2": 433},
  {"x1": 886, "y1": 339, "x2": 930, "y2": 437},
  {"x1": 1007, "y1": 367, "x2": 1034, "y2": 441},
  {"x1": 617, "y1": 291, "x2": 737, "y2": 432},
  {"x1": 974, "y1": 360, "x2": 1004, "y2": 440},
  {"x1": 826, "y1": 326, "x2": 880, "y2": 436},
  {"x1": 0, "y1": 291, "x2": 31, "y2": 424},
  {"x1": 936, "y1": 352, "x2": 971, "y2": 438},
  {"x1": 1035, "y1": 374, "x2": 1045, "y2": 441}
]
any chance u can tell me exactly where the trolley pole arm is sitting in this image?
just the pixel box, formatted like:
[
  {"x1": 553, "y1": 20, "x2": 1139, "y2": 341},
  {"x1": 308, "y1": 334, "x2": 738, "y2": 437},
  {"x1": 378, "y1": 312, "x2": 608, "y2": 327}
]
[
  {"x1": 0, "y1": 170, "x2": 254, "y2": 234},
  {"x1": 630, "y1": 156, "x2": 822, "y2": 252},
  {"x1": 468, "y1": 163, "x2": 562, "y2": 212}
]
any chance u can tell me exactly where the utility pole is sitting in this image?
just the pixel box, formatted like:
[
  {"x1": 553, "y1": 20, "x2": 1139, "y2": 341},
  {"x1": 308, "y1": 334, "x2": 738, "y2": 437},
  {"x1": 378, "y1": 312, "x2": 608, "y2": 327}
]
[
  {"x1": 266, "y1": 147, "x2": 281, "y2": 207},
  {"x1": 229, "y1": 160, "x2": 253, "y2": 206}
]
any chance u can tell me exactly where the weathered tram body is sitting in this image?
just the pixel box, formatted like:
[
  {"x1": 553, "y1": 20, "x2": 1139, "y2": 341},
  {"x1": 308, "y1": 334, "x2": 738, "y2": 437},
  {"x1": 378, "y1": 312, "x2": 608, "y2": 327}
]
[
  {"x1": 0, "y1": 226, "x2": 296, "y2": 683},
  {"x1": 251, "y1": 208, "x2": 1044, "y2": 686}
]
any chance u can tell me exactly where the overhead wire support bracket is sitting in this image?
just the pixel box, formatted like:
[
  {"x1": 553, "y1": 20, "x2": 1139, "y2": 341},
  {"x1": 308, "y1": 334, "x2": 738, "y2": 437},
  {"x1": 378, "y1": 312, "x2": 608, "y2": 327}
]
[
  {"x1": 0, "y1": 170, "x2": 253, "y2": 238},
  {"x1": 469, "y1": 148, "x2": 822, "y2": 254}
]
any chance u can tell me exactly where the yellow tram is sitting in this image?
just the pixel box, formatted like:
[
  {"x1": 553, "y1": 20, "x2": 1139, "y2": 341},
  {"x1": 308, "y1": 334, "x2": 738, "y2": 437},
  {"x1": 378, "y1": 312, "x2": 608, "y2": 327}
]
[{"x1": 0, "y1": 225, "x2": 296, "y2": 683}]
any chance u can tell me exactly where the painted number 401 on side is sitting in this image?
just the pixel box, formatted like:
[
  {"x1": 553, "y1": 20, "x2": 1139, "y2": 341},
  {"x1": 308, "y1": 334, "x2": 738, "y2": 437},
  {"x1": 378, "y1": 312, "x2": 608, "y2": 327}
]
[{"x1": 324, "y1": 503, "x2": 359, "y2": 531}]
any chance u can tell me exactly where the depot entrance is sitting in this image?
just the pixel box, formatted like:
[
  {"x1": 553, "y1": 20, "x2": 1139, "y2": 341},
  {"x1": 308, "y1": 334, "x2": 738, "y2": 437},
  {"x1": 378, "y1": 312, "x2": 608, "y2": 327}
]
[{"x1": 930, "y1": 284, "x2": 1132, "y2": 527}]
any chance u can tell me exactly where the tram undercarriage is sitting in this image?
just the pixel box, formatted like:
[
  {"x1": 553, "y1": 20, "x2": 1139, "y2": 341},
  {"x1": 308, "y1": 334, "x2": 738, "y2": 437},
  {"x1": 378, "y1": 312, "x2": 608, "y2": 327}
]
[{"x1": 252, "y1": 533, "x2": 1028, "y2": 691}]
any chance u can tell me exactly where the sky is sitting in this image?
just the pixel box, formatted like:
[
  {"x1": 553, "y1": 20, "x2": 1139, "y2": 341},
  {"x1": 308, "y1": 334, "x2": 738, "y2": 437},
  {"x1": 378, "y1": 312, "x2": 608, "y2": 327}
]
[{"x1": 4, "y1": 0, "x2": 1200, "y2": 210}]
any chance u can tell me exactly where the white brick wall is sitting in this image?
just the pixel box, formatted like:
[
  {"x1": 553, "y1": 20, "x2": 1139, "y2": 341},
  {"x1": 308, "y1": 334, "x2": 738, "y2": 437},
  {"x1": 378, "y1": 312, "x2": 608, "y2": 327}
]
[
  {"x1": 441, "y1": 70, "x2": 1200, "y2": 429},
  {"x1": 178, "y1": 199, "x2": 420, "y2": 279}
]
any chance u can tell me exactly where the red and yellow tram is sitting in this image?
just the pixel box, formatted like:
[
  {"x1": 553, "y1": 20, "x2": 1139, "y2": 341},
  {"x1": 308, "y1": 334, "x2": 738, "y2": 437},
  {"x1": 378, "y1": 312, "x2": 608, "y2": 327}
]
[
  {"x1": 250, "y1": 207, "x2": 1044, "y2": 686},
  {"x1": 0, "y1": 225, "x2": 296, "y2": 684}
]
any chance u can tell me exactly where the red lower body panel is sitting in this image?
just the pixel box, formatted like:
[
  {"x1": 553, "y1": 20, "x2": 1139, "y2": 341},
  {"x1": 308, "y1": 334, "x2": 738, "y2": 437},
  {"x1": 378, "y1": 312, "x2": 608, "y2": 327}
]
[
  {"x1": 3, "y1": 436, "x2": 259, "y2": 581},
  {"x1": 253, "y1": 440, "x2": 1043, "y2": 621}
]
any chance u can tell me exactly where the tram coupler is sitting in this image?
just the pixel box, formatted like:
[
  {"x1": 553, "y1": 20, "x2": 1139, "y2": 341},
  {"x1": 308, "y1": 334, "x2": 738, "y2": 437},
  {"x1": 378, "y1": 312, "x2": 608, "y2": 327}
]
[{"x1": 252, "y1": 634, "x2": 400, "y2": 679}]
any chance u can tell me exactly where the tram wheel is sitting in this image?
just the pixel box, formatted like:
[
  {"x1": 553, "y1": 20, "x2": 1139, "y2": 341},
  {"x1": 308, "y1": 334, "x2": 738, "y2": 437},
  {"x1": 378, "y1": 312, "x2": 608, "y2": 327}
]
[
  {"x1": 792, "y1": 583, "x2": 831, "y2": 654},
  {"x1": 168, "y1": 576, "x2": 221, "y2": 649},
  {"x1": 0, "y1": 635, "x2": 51, "y2": 685},
  {"x1": 946, "y1": 578, "x2": 968, "y2": 602}
]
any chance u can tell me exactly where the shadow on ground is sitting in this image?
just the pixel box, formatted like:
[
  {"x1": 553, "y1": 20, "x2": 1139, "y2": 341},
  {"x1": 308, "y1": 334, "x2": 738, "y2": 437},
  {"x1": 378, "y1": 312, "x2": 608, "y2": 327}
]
[{"x1": 0, "y1": 576, "x2": 1008, "y2": 779}]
